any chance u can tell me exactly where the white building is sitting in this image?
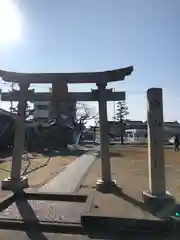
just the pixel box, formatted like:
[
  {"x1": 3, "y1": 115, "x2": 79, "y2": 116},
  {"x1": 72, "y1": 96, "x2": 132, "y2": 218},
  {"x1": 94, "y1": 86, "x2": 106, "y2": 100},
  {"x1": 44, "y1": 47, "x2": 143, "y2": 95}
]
[{"x1": 33, "y1": 101, "x2": 49, "y2": 122}]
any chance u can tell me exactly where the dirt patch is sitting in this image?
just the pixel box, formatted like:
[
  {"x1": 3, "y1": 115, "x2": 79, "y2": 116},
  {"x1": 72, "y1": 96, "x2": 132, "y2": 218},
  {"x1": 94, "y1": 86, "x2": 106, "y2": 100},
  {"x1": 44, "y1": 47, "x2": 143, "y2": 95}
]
[
  {"x1": 25, "y1": 155, "x2": 76, "y2": 188},
  {"x1": 0, "y1": 149, "x2": 85, "y2": 199}
]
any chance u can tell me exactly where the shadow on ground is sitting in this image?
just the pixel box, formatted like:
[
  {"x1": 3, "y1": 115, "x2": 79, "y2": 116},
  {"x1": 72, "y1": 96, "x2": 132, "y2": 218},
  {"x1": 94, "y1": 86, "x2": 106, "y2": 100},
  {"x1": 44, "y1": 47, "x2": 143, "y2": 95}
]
[
  {"x1": 111, "y1": 186, "x2": 179, "y2": 220},
  {"x1": 112, "y1": 186, "x2": 145, "y2": 211},
  {"x1": 0, "y1": 191, "x2": 179, "y2": 239},
  {"x1": 16, "y1": 199, "x2": 48, "y2": 240},
  {"x1": 22, "y1": 156, "x2": 52, "y2": 176},
  {"x1": 43, "y1": 149, "x2": 86, "y2": 157}
]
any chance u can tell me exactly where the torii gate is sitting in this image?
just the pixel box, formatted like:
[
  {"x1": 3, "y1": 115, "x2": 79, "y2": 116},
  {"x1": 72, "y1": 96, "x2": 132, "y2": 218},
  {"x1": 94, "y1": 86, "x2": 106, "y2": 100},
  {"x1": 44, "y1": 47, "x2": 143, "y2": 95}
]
[{"x1": 0, "y1": 66, "x2": 133, "y2": 192}]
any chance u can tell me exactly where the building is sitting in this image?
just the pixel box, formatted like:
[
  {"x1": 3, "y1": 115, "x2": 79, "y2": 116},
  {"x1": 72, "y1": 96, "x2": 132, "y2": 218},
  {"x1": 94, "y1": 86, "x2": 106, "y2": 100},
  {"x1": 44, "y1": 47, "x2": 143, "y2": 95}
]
[
  {"x1": 125, "y1": 121, "x2": 180, "y2": 143},
  {"x1": 33, "y1": 101, "x2": 49, "y2": 122},
  {"x1": 33, "y1": 101, "x2": 77, "y2": 124},
  {"x1": 0, "y1": 109, "x2": 15, "y2": 149},
  {"x1": 94, "y1": 120, "x2": 180, "y2": 143},
  {"x1": 125, "y1": 120, "x2": 146, "y2": 139}
]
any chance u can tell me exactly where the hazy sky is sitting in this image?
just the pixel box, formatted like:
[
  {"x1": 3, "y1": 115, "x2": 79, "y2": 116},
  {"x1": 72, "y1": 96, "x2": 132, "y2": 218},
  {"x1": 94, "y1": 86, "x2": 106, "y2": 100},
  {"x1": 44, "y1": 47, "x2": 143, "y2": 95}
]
[{"x1": 0, "y1": 0, "x2": 179, "y2": 122}]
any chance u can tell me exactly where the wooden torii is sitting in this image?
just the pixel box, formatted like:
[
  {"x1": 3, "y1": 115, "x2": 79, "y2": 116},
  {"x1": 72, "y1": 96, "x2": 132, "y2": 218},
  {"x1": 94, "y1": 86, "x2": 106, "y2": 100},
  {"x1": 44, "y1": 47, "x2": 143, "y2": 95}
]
[{"x1": 0, "y1": 66, "x2": 133, "y2": 191}]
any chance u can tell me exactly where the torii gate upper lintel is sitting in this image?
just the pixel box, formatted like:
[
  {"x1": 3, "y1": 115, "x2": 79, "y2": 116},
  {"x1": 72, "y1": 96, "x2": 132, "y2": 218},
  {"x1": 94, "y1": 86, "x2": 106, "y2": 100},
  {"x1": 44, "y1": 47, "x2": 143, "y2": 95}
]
[
  {"x1": 0, "y1": 66, "x2": 133, "y2": 192},
  {"x1": 0, "y1": 66, "x2": 133, "y2": 83}
]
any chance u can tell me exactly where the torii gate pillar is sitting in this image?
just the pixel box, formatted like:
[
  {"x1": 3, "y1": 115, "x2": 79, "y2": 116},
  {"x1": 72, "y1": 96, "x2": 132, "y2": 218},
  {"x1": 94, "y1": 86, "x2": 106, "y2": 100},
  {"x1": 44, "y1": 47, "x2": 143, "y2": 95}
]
[
  {"x1": 95, "y1": 82, "x2": 116, "y2": 192},
  {"x1": 2, "y1": 82, "x2": 30, "y2": 190}
]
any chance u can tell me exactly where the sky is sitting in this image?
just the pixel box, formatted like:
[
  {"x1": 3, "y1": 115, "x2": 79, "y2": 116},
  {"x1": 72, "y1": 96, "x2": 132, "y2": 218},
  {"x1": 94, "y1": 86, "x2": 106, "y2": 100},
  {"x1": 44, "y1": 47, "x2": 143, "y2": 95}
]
[{"x1": 0, "y1": 0, "x2": 179, "y2": 123}]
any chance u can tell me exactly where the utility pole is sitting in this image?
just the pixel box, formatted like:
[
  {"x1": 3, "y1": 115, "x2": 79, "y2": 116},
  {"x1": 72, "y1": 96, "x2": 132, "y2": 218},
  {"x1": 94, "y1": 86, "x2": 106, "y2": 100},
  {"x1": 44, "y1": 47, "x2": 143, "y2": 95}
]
[
  {"x1": 10, "y1": 83, "x2": 15, "y2": 113},
  {"x1": 113, "y1": 88, "x2": 116, "y2": 120}
]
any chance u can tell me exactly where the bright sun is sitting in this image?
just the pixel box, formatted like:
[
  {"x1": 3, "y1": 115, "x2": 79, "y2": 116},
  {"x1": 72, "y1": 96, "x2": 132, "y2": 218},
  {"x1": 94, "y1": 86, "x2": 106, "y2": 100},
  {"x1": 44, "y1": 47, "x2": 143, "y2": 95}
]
[{"x1": 0, "y1": 0, "x2": 22, "y2": 45}]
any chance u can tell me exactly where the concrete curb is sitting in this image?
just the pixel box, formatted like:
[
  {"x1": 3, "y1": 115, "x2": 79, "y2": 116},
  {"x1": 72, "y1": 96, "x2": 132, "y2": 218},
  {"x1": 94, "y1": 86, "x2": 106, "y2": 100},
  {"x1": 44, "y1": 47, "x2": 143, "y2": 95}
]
[
  {"x1": 24, "y1": 191, "x2": 88, "y2": 202},
  {"x1": 81, "y1": 213, "x2": 180, "y2": 234}
]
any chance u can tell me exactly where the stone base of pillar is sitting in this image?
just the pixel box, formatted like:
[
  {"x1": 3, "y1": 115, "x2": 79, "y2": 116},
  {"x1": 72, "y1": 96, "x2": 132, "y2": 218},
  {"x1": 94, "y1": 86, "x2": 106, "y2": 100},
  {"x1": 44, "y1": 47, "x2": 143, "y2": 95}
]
[
  {"x1": 96, "y1": 179, "x2": 118, "y2": 193},
  {"x1": 1, "y1": 176, "x2": 28, "y2": 191},
  {"x1": 142, "y1": 191, "x2": 175, "y2": 215}
]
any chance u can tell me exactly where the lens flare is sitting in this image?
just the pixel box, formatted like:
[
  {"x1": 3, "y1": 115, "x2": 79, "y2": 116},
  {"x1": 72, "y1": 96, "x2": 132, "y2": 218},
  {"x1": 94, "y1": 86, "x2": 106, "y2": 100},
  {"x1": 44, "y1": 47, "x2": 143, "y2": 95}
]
[{"x1": 0, "y1": 0, "x2": 23, "y2": 45}]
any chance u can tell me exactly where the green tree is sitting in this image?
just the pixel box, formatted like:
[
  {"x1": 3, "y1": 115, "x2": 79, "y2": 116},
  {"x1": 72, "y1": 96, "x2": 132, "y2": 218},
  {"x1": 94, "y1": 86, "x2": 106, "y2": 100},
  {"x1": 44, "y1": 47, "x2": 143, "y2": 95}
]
[
  {"x1": 116, "y1": 101, "x2": 129, "y2": 144},
  {"x1": 116, "y1": 101, "x2": 129, "y2": 122}
]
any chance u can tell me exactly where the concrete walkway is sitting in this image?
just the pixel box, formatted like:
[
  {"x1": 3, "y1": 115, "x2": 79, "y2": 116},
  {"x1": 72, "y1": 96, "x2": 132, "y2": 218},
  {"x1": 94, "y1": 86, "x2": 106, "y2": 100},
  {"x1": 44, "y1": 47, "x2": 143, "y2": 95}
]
[
  {"x1": 0, "y1": 150, "x2": 99, "y2": 239},
  {"x1": 40, "y1": 152, "x2": 98, "y2": 193}
]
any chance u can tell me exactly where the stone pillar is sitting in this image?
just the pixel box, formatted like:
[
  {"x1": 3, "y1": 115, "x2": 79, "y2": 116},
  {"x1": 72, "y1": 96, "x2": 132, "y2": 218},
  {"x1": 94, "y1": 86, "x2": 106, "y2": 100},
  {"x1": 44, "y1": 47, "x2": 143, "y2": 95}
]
[
  {"x1": 142, "y1": 88, "x2": 173, "y2": 209},
  {"x1": 50, "y1": 81, "x2": 69, "y2": 149},
  {"x1": 1, "y1": 82, "x2": 29, "y2": 190},
  {"x1": 147, "y1": 88, "x2": 166, "y2": 196},
  {"x1": 95, "y1": 82, "x2": 116, "y2": 192}
]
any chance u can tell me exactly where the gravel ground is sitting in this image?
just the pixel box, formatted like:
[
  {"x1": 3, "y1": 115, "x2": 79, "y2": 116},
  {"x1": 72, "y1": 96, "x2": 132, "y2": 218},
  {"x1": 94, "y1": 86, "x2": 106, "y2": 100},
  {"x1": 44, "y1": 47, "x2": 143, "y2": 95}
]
[{"x1": 0, "y1": 198, "x2": 86, "y2": 223}]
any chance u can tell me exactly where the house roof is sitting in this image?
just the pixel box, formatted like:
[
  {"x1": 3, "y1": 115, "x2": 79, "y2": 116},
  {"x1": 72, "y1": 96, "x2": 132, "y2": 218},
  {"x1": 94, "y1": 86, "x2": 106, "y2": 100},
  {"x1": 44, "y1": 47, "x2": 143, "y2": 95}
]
[
  {"x1": 108, "y1": 120, "x2": 144, "y2": 126},
  {"x1": 126, "y1": 120, "x2": 144, "y2": 125},
  {"x1": 164, "y1": 121, "x2": 180, "y2": 127},
  {"x1": 0, "y1": 66, "x2": 133, "y2": 84},
  {"x1": 144, "y1": 121, "x2": 180, "y2": 127}
]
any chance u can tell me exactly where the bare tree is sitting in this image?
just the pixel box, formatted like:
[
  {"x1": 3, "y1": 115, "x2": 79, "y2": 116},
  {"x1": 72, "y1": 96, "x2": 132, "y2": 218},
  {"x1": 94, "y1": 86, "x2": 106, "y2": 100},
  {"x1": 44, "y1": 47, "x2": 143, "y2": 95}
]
[
  {"x1": 10, "y1": 102, "x2": 34, "y2": 120},
  {"x1": 75, "y1": 102, "x2": 96, "y2": 123},
  {"x1": 91, "y1": 115, "x2": 99, "y2": 142},
  {"x1": 73, "y1": 102, "x2": 98, "y2": 142},
  {"x1": 7, "y1": 84, "x2": 34, "y2": 119}
]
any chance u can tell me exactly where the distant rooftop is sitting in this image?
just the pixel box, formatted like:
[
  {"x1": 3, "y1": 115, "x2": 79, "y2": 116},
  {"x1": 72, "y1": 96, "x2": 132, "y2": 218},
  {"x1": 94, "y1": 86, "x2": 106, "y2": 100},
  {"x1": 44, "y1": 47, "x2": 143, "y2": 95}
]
[
  {"x1": 108, "y1": 120, "x2": 180, "y2": 128},
  {"x1": 0, "y1": 109, "x2": 14, "y2": 118},
  {"x1": 164, "y1": 121, "x2": 180, "y2": 127},
  {"x1": 126, "y1": 120, "x2": 144, "y2": 125},
  {"x1": 108, "y1": 120, "x2": 144, "y2": 125}
]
